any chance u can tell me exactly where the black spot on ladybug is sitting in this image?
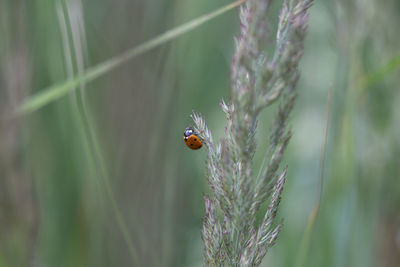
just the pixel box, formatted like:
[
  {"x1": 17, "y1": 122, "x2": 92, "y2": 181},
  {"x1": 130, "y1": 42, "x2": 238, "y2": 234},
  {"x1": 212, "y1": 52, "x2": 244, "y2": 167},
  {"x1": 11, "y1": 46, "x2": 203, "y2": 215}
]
[
  {"x1": 190, "y1": 144, "x2": 193, "y2": 146},
  {"x1": 194, "y1": 138, "x2": 197, "y2": 141}
]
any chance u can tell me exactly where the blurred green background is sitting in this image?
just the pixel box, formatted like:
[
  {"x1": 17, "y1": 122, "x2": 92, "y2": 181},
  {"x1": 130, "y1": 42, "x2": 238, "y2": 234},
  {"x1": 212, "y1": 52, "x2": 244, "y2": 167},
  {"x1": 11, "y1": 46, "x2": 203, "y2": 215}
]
[{"x1": 1, "y1": 0, "x2": 399, "y2": 266}]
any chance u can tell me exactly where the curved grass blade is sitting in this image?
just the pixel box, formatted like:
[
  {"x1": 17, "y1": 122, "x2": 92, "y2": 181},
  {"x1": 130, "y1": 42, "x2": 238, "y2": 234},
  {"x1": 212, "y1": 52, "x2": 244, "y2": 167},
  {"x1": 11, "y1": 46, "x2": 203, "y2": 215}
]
[
  {"x1": 17, "y1": 0, "x2": 247, "y2": 116},
  {"x1": 295, "y1": 90, "x2": 331, "y2": 267},
  {"x1": 360, "y1": 53, "x2": 400, "y2": 88},
  {"x1": 57, "y1": 1, "x2": 139, "y2": 262}
]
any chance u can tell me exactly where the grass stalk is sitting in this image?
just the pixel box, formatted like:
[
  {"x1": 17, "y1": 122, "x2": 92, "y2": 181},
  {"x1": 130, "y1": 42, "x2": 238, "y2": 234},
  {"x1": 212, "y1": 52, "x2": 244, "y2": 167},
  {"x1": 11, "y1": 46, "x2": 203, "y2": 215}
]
[
  {"x1": 192, "y1": 0, "x2": 313, "y2": 265},
  {"x1": 295, "y1": 90, "x2": 331, "y2": 267}
]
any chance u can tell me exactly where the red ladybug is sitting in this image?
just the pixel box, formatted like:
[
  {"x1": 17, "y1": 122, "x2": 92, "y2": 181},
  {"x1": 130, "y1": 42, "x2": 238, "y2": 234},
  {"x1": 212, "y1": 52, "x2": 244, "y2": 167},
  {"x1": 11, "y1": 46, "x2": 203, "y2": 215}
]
[{"x1": 183, "y1": 127, "x2": 202, "y2": 150}]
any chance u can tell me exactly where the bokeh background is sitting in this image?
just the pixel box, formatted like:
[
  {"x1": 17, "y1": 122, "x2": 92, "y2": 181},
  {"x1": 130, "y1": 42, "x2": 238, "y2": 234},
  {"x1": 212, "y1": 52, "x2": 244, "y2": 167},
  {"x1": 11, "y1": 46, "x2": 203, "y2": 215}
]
[{"x1": 1, "y1": 0, "x2": 399, "y2": 266}]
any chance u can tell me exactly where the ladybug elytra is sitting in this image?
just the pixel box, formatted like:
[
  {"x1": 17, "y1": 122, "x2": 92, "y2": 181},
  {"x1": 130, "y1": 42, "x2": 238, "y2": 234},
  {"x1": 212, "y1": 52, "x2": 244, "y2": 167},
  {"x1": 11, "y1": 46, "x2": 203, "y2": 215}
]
[{"x1": 183, "y1": 127, "x2": 202, "y2": 150}]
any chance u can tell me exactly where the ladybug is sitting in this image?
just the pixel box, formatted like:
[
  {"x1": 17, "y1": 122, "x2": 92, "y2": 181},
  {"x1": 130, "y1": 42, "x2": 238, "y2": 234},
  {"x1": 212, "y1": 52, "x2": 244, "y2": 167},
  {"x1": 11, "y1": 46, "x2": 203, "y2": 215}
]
[{"x1": 183, "y1": 127, "x2": 203, "y2": 150}]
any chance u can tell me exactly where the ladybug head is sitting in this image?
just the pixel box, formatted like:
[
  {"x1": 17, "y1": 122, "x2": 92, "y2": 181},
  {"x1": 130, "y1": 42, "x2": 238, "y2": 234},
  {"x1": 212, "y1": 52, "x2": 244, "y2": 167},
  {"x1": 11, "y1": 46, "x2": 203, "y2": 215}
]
[{"x1": 184, "y1": 127, "x2": 194, "y2": 137}]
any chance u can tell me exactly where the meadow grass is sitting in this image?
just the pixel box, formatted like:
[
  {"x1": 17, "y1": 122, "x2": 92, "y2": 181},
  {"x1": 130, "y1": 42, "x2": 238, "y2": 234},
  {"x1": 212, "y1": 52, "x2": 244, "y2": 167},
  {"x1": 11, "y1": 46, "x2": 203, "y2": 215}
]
[{"x1": 1, "y1": 0, "x2": 400, "y2": 266}]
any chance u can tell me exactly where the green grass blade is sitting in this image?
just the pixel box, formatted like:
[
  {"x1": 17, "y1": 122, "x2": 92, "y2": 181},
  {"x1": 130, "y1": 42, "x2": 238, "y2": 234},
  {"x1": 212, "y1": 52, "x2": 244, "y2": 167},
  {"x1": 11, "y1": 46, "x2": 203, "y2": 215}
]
[
  {"x1": 295, "y1": 91, "x2": 331, "y2": 267},
  {"x1": 57, "y1": 1, "x2": 139, "y2": 261},
  {"x1": 16, "y1": 0, "x2": 247, "y2": 116},
  {"x1": 361, "y1": 53, "x2": 400, "y2": 88}
]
